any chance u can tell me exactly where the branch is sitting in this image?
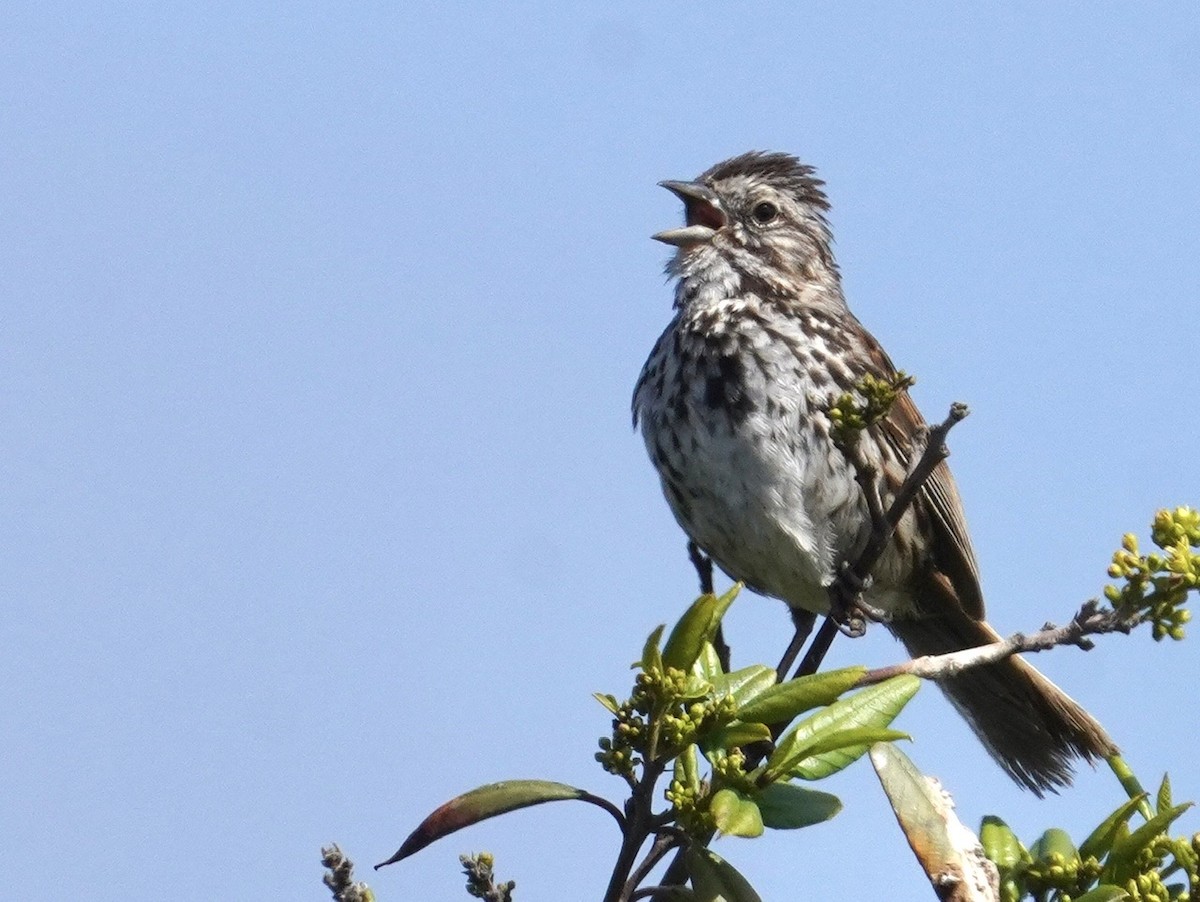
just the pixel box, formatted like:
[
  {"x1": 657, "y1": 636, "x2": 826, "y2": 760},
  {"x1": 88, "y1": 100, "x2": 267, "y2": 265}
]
[
  {"x1": 833, "y1": 403, "x2": 970, "y2": 631},
  {"x1": 856, "y1": 598, "x2": 1139, "y2": 687},
  {"x1": 321, "y1": 845, "x2": 375, "y2": 902},
  {"x1": 812, "y1": 399, "x2": 969, "y2": 651}
]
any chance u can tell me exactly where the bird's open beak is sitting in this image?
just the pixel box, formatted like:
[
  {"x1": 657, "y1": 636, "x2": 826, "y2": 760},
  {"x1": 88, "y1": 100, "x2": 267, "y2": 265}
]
[{"x1": 652, "y1": 180, "x2": 726, "y2": 246}]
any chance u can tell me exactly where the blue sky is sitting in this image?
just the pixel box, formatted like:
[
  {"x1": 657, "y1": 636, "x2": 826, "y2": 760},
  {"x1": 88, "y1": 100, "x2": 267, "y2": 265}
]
[{"x1": 4, "y1": 3, "x2": 1198, "y2": 900}]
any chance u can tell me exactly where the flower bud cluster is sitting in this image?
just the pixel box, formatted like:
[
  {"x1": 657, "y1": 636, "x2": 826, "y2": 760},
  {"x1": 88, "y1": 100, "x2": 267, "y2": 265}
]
[
  {"x1": 709, "y1": 749, "x2": 753, "y2": 795},
  {"x1": 664, "y1": 776, "x2": 713, "y2": 836},
  {"x1": 1022, "y1": 851, "x2": 1082, "y2": 893},
  {"x1": 1105, "y1": 507, "x2": 1199, "y2": 642},
  {"x1": 596, "y1": 665, "x2": 732, "y2": 777},
  {"x1": 829, "y1": 372, "x2": 915, "y2": 447}
]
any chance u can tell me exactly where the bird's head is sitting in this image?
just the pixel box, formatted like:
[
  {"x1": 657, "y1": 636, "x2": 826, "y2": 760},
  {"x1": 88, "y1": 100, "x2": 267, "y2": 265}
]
[{"x1": 653, "y1": 151, "x2": 838, "y2": 291}]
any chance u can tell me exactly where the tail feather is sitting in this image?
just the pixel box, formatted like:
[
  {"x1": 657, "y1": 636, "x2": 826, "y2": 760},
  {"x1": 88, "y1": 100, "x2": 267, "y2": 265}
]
[{"x1": 888, "y1": 612, "x2": 1117, "y2": 795}]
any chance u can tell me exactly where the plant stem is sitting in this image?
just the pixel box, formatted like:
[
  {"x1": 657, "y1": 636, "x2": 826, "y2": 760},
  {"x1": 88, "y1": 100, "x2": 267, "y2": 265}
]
[{"x1": 602, "y1": 761, "x2": 667, "y2": 902}]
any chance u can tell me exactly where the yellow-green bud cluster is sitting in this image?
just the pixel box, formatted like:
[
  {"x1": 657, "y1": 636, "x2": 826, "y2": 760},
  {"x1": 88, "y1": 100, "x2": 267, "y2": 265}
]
[
  {"x1": 1183, "y1": 833, "x2": 1200, "y2": 888},
  {"x1": 1121, "y1": 869, "x2": 1172, "y2": 902},
  {"x1": 828, "y1": 372, "x2": 915, "y2": 447},
  {"x1": 709, "y1": 749, "x2": 755, "y2": 795},
  {"x1": 596, "y1": 665, "x2": 734, "y2": 777},
  {"x1": 664, "y1": 777, "x2": 714, "y2": 837},
  {"x1": 1022, "y1": 851, "x2": 1082, "y2": 894},
  {"x1": 1105, "y1": 507, "x2": 1200, "y2": 642},
  {"x1": 596, "y1": 699, "x2": 644, "y2": 777}
]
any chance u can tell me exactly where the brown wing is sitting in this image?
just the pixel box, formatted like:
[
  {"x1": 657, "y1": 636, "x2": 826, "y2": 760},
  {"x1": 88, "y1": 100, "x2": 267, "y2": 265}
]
[{"x1": 858, "y1": 324, "x2": 985, "y2": 620}]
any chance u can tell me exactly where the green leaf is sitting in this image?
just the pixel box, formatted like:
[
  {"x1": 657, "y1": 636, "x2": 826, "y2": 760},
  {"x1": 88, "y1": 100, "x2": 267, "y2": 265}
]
[
  {"x1": 1029, "y1": 828, "x2": 1079, "y2": 865},
  {"x1": 1078, "y1": 793, "x2": 1148, "y2": 861},
  {"x1": 695, "y1": 641, "x2": 725, "y2": 682},
  {"x1": 1156, "y1": 773, "x2": 1172, "y2": 814},
  {"x1": 663, "y1": 595, "x2": 718, "y2": 671},
  {"x1": 770, "y1": 675, "x2": 918, "y2": 781},
  {"x1": 1106, "y1": 802, "x2": 1194, "y2": 884},
  {"x1": 376, "y1": 780, "x2": 598, "y2": 867},
  {"x1": 980, "y1": 816, "x2": 1026, "y2": 872},
  {"x1": 675, "y1": 744, "x2": 701, "y2": 795},
  {"x1": 776, "y1": 727, "x2": 908, "y2": 781},
  {"x1": 593, "y1": 693, "x2": 620, "y2": 714},
  {"x1": 756, "y1": 782, "x2": 841, "y2": 829},
  {"x1": 713, "y1": 665, "x2": 777, "y2": 708},
  {"x1": 711, "y1": 583, "x2": 742, "y2": 624},
  {"x1": 736, "y1": 666, "x2": 865, "y2": 725},
  {"x1": 711, "y1": 788, "x2": 764, "y2": 838},
  {"x1": 687, "y1": 848, "x2": 762, "y2": 902},
  {"x1": 642, "y1": 624, "x2": 665, "y2": 672},
  {"x1": 703, "y1": 721, "x2": 772, "y2": 752},
  {"x1": 1071, "y1": 887, "x2": 1130, "y2": 902}
]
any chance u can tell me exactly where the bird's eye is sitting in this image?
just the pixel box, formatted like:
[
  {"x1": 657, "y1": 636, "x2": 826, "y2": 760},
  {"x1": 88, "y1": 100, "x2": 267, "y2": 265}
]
[{"x1": 751, "y1": 201, "x2": 778, "y2": 224}]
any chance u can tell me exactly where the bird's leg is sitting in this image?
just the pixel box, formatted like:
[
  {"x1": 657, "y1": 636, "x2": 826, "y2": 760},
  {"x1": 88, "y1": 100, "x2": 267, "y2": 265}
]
[
  {"x1": 793, "y1": 615, "x2": 841, "y2": 679},
  {"x1": 686, "y1": 541, "x2": 730, "y2": 671},
  {"x1": 686, "y1": 540, "x2": 714, "y2": 595},
  {"x1": 829, "y1": 564, "x2": 873, "y2": 637},
  {"x1": 775, "y1": 608, "x2": 817, "y2": 682}
]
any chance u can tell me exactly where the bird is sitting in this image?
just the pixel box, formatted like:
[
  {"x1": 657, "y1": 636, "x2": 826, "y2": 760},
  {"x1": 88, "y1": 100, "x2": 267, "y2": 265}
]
[{"x1": 632, "y1": 150, "x2": 1116, "y2": 793}]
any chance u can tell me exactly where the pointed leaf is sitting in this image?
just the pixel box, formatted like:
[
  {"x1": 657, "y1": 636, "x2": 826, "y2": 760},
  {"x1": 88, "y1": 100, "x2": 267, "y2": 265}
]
[
  {"x1": 687, "y1": 848, "x2": 762, "y2": 902},
  {"x1": 664, "y1": 595, "x2": 718, "y2": 671},
  {"x1": 703, "y1": 721, "x2": 772, "y2": 752},
  {"x1": 377, "y1": 780, "x2": 597, "y2": 867},
  {"x1": 1106, "y1": 802, "x2": 1193, "y2": 883},
  {"x1": 713, "y1": 665, "x2": 777, "y2": 708},
  {"x1": 1156, "y1": 773, "x2": 1172, "y2": 814},
  {"x1": 980, "y1": 815, "x2": 1025, "y2": 872},
  {"x1": 711, "y1": 788, "x2": 764, "y2": 838},
  {"x1": 757, "y1": 782, "x2": 842, "y2": 829},
  {"x1": 704, "y1": 583, "x2": 741, "y2": 643},
  {"x1": 593, "y1": 693, "x2": 620, "y2": 714},
  {"x1": 695, "y1": 641, "x2": 725, "y2": 682},
  {"x1": 736, "y1": 666, "x2": 866, "y2": 725},
  {"x1": 675, "y1": 744, "x2": 701, "y2": 795},
  {"x1": 642, "y1": 624, "x2": 665, "y2": 672},
  {"x1": 680, "y1": 673, "x2": 715, "y2": 700},
  {"x1": 780, "y1": 727, "x2": 909, "y2": 781},
  {"x1": 767, "y1": 675, "x2": 919, "y2": 781},
  {"x1": 1078, "y1": 794, "x2": 1148, "y2": 861}
]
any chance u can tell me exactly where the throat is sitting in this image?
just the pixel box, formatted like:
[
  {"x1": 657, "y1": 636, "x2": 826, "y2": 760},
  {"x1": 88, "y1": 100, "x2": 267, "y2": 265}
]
[{"x1": 673, "y1": 251, "x2": 742, "y2": 310}]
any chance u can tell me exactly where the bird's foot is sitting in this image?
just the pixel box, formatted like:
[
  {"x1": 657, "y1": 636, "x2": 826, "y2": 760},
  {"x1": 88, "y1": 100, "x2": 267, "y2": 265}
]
[{"x1": 829, "y1": 566, "x2": 883, "y2": 637}]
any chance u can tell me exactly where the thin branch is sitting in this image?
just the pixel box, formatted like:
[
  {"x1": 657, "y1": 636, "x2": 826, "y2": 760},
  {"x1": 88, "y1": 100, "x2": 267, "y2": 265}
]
[
  {"x1": 321, "y1": 845, "x2": 373, "y2": 902},
  {"x1": 579, "y1": 790, "x2": 629, "y2": 830},
  {"x1": 855, "y1": 598, "x2": 1139, "y2": 687},
  {"x1": 631, "y1": 887, "x2": 688, "y2": 901},
  {"x1": 623, "y1": 832, "x2": 681, "y2": 900},
  {"x1": 602, "y1": 760, "x2": 668, "y2": 902},
  {"x1": 831, "y1": 403, "x2": 969, "y2": 627}
]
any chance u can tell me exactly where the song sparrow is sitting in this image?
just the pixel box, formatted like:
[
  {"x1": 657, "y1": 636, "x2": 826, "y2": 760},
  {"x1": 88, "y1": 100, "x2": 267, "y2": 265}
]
[{"x1": 632, "y1": 151, "x2": 1115, "y2": 793}]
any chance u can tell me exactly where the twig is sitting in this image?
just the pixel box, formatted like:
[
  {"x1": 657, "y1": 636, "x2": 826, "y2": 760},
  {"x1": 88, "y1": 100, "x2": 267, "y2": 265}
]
[
  {"x1": 855, "y1": 598, "x2": 1138, "y2": 687},
  {"x1": 321, "y1": 845, "x2": 374, "y2": 902},
  {"x1": 831, "y1": 403, "x2": 969, "y2": 628},
  {"x1": 602, "y1": 760, "x2": 668, "y2": 902},
  {"x1": 623, "y1": 832, "x2": 681, "y2": 900}
]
